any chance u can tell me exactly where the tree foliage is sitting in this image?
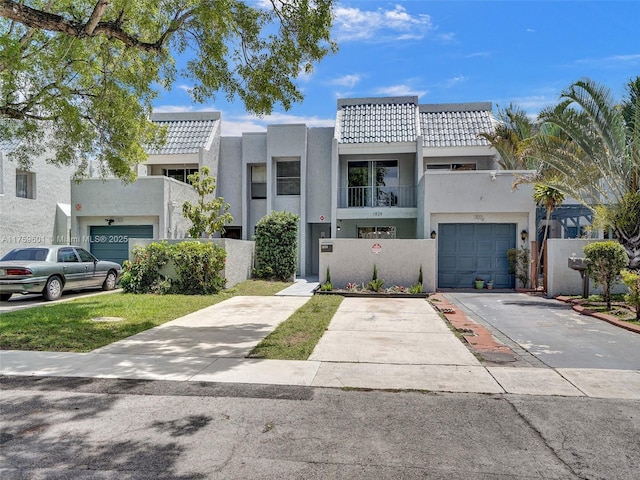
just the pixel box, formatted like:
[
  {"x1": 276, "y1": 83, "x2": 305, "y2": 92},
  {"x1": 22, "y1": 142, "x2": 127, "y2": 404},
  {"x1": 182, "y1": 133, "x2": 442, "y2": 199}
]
[
  {"x1": 182, "y1": 166, "x2": 232, "y2": 238},
  {"x1": 0, "y1": 0, "x2": 336, "y2": 180},
  {"x1": 478, "y1": 103, "x2": 540, "y2": 170},
  {"x1": 583, "y1": 241, "x2": 628, "y2": 310}
]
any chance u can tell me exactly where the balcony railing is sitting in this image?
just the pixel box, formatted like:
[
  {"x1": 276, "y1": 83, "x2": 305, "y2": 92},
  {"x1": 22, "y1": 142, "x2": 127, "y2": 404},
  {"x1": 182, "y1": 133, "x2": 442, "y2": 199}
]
[{"x1": 338, "y1": 186, "x2": 416, "y2": 208}]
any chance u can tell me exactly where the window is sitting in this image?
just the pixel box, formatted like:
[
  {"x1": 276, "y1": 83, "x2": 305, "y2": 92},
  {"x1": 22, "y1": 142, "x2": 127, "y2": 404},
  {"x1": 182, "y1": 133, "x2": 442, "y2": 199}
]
[
  {"x1": 347, "y1": 160, "x2": 398, "y2": 207},
  {"x1": 276, "y1": 161, "x2": 300, "y2": 195},
  {"x1": 75, "y1": 248, "x2": 95, "y2": 262},
  {"x1": 16, "y1": 170, "x2": 35, "y2": 199},
  {"x1": 426, "y1": 163, "x2": 476, "y2": 171},
  {"x1": 57, "y1": 248, "x2": 79, "y2": 263},
  {"x1": 357, "y1": 226, "x2": 397, "y2": 239},
  {"x1": 251, "y1": 165, "x2": 267, "y2": 199},
  {"x1": 163, "y1": 168, "x2": 199, "y2": 184}
]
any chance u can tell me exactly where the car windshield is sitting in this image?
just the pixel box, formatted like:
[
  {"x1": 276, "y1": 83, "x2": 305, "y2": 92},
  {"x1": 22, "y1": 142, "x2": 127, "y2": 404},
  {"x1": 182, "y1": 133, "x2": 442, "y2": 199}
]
[{"x1": 1, "y1": 248, "x2": 50, "y2": 261}]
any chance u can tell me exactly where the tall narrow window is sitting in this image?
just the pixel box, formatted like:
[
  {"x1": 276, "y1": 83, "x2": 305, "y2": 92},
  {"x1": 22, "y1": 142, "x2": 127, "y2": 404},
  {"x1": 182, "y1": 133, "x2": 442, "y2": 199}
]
[
  {"x1": 276, "y1": 160, "x2": 300, "y2": 195},
  {"x1": 251, "y1": 165, "x2": 267, "y2": 199},
  {"x1": 16, "y1": 170, "x2": 35, "y2": 199}
]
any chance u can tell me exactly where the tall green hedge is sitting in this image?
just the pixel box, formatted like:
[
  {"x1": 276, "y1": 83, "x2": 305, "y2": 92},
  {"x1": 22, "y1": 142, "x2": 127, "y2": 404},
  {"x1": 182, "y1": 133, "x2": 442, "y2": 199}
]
[
  {"x1": 253, "y1": 211, "x2": 299, "y2": 281},
  {"x1": 120, "y1": 241, "x2": 226, "y2": 294}
]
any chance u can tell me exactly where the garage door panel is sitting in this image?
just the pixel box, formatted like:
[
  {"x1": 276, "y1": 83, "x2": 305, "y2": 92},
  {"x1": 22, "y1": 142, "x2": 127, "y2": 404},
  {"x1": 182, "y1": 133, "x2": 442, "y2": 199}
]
[
  {"x1": 90, "y1": 225, "x2": 153, "y2": 265},
  {"x1": 457, "y1": 256, "x2": 476, "y2": 270},
  {"x1": 439, "y1": 256, "x2": 457, "y2": 269},
  {"x1": 438, "y1": 223, "x2": 516, "y2": 288},
  {"x1": 477, "y1": 256, "x2": 493, "y2": 270}
]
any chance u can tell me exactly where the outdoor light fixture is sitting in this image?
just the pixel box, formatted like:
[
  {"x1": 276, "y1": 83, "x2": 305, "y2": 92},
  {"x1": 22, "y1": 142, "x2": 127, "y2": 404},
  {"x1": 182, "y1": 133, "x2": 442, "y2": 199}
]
[
  {"x1": 431, "y1": 230, "x2": 437, "y2": 239},
  {"x1": 520, "y1": 229, "x2": 528, "y2": 242},
  {"x1": 105, "y1": 218, "x2": 115, "y2": 226}
]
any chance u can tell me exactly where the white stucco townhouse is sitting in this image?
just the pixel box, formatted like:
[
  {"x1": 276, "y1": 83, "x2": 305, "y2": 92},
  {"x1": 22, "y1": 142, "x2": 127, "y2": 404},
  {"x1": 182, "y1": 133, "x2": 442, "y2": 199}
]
[
  {"x1": 0, "y1": 137, "x2": 74, "y2": 257},
  {"x1": 68, "y1": 96, "x2": 544, "y2": 289}
]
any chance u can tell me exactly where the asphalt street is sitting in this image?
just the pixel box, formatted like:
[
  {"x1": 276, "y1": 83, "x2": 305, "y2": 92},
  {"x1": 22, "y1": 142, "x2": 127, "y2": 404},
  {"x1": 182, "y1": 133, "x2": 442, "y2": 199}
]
[
  {"x1": 445, "y1": 292, "x2": 640, "y2": 370},
  {"x1": 2, "y1": 376, "x2": 640, "y2": 479}
]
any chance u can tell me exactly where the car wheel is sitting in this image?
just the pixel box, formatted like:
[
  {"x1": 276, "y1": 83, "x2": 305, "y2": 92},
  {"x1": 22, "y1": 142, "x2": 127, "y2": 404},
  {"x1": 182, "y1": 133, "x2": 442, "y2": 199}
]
[
  {"x1": 102, "y1": 270, "x2": 118, "y2": 291},
  {"x1": 43, "y1": 276, "x2": 63, "y2": 301},
  {"x1": 0, "y1": 293, "x2": 11, "y2": 302}
]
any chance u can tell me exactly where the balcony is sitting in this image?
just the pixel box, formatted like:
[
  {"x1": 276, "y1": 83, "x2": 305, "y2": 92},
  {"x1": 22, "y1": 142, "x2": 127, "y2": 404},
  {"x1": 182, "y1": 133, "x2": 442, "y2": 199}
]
[{"x1": 338, "y1": 186, "x2": 416, "y2": 208}]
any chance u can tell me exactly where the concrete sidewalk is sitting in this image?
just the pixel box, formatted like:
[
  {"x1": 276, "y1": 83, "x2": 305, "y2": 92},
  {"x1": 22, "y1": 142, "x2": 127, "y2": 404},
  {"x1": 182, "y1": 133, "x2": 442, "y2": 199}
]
[{"x1": 1, "y1": 294, "x2": 639, "y2": 399}]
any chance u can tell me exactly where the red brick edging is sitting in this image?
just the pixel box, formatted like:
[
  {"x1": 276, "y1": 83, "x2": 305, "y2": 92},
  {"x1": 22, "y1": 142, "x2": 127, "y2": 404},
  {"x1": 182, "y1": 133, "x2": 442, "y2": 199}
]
[
  {"x1": 555, "y1": 296, "x2": 640, "y2": 335},
  {"x1": 429, "y1": 293, "x2": 517, "y2": 358}
]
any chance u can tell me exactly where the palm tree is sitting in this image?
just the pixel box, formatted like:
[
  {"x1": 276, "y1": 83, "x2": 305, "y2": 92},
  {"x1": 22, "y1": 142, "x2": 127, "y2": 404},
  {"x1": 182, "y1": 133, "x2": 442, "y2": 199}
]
[
  {"x1": 530, "y1": 78, "x2": 640, "y2": 268},
  {"x1": 532, "y1": 183, "x2": 565, "y2": 288},
  {"x1": 479, "y1": 103, "x2": 540, "y2": 170}
]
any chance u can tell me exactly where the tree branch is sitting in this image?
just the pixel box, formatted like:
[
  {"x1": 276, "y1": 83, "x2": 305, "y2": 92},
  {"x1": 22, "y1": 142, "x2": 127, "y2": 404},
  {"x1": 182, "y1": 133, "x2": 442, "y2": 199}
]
[
  {"x1": 0, "y1": 0, "x2": 190, "y2": 53},
  {"x1": 85, "y1": 0, "x2": 110, "y2": 35}
]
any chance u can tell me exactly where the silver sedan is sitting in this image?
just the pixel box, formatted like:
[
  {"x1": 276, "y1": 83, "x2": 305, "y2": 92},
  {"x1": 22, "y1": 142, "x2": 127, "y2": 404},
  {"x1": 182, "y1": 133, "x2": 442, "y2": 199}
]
[{"x1": 0, "y1": 246, "x2": 121, "y2": 301}]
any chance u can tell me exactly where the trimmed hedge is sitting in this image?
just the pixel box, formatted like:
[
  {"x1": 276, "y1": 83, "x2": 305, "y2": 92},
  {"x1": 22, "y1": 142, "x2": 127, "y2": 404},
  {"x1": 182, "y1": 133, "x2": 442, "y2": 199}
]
[
  {"x1": 253, "y1": 211, "x2": 299, "y2": 281},
  {"x1": 120, "y1": 241, "x2": 226, "y2": 295}
]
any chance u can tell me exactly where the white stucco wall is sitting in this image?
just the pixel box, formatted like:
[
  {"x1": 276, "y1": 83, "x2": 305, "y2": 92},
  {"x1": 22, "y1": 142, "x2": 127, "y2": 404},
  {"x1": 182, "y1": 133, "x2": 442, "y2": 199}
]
[
  {"x1": 319, "y1": 238, "x2": 436, "y2": 292},
  {"x1": 0, "y1": 150, "x2": 74, "y2": 256},
  {"x1": 546, "y1": 239, "x2": 627, "y2": 298},
  {"x1": 218, "y1": 137, "x2": 243, "y2": 230},
  {"x1": 306, "y1": 128, "x2": 333, "y2": 224},
  {"x1": 423, "y1": 170, "x2": 536, "y2": 239}
]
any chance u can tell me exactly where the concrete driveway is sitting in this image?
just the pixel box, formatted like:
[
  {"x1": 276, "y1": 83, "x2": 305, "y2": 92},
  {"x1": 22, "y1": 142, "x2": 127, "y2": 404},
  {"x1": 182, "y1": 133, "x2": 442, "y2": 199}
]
[{"x1": 445, "y1": 292, "x2": 640, "y2": 370}]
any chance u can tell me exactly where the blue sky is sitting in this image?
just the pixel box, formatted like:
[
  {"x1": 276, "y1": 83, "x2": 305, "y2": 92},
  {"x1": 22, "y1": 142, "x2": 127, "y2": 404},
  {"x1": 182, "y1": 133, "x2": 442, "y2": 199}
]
[{"x1": 153, "y1": 1, "x2": 640, "y2": 136}]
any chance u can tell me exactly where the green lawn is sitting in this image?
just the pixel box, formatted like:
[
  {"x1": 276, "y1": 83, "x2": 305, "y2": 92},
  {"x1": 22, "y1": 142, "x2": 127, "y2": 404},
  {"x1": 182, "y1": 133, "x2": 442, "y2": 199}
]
[
  {"x1": 0, "y1": 279, "x2": 291, "y2": 352},
  {"x1": 248, "y1": 295, "x2": 343, "y2": 360}
]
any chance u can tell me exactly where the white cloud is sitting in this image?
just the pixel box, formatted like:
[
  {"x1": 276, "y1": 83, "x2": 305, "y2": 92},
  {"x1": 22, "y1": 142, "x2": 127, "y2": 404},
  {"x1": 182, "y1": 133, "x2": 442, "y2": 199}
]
[
  {"x1": 333, "y1": 4, "x2": 432, "y2": 42},
  {"x1": 152, "y1": 104, "x2": 195, "y2": 113},
  {"x1": 328, "y1": 74, "x2": 363, "y2": 88},
  {"x1": 176, "y1": 84, "x2": 192, "y2": 93},
  {"x1": 373, "y1": 84, "x2": 427, "y2": 98},
  {"x1": 444, "y1": 76, "x2": 467, "y2": 88}
]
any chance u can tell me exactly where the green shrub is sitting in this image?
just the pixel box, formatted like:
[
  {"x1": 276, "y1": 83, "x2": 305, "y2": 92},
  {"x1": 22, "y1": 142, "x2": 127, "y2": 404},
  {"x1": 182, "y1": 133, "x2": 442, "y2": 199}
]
[
  {"x1": 367, "y1": 278, "x2": 385, "y2": 292},
  {"x1": 253, "y1": 211, "x2": 299, "y2": 281},
  {"x1": 320, "y1": 266, "x2": 333, "y2": 291},
  {"x1": 120, "y1": 242, "x2": 172, "y2": 294},
  {"x1": 120, "y1": 241, "x2": 226, "y2": 295},
  {"x1": 418, "y1": 265, "x2": 423, "y2": 285},
  {"x1": 620, "y1": 269, "x2": 640, "y2": 321},
  {"x1": 507, "y1": 247, "x2": 530, "y2": 288},
  {"x1": 583, "y1": 241, "x2": 629, "y2": 310},
  {"x1": 170, "y1": 241, "x2": 226, "y2": 295},
  {"x1": 409, "y1": 283, "x2": 423, "y2": 294}
]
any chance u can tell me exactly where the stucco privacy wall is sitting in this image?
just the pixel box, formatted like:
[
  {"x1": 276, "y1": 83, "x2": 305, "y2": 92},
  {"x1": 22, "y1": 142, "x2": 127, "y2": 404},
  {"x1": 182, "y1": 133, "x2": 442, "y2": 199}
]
[
  {"x1": 319, "y1": 239, "x2": 436, "y2": 292},
  {"x1": 129, "y1": 238, "x2": 254, "y2": 288},
  {"x1": 546, "y1": 239, "x2": 627, "y2": 298}
]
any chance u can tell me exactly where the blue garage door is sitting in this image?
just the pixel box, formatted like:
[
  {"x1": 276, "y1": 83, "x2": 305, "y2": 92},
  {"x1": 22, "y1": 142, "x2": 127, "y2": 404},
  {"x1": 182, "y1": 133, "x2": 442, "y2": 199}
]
[
  {"x1": 438, "y1": 223, "x2": 516, "y2": 289},
  {"x1": 90, "y1": 225, "x2": 153, "y2": 265}
]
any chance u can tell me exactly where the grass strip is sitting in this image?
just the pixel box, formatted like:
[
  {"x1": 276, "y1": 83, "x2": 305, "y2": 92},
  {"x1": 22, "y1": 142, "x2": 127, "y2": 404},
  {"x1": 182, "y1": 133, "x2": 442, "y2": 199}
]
[
  {"x1": 0, "y1": 279, "x2": 291, "y2": 352},
  {"x1": 248, "y1": 294, "x2": 343, "y2": 360}
]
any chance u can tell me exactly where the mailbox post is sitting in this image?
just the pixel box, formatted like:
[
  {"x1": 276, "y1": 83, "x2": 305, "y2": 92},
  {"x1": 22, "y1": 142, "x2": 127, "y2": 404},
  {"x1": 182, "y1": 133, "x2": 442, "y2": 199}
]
[{"x1": 568, "y1": 257, "x2": 590, "y2": 299}]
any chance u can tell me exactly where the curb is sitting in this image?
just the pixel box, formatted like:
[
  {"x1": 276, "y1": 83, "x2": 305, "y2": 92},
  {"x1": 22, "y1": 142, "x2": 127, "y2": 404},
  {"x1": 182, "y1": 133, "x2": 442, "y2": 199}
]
[{"x1": 555, "y1": 296, "x2": 640, "y2": 335}]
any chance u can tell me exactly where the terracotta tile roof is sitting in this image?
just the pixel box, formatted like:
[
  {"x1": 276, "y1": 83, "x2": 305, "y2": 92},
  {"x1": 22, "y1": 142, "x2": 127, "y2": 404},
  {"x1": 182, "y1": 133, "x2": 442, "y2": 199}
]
[
  {"x1": 149, "y1": 112, "x2": 220, "y2": 155},
  {"x1": 337, "y1": 96, "x2": 418, "y2": 144},
  {"x1": 420, "y1": 103, "x2": 494, "y2": 148}
]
